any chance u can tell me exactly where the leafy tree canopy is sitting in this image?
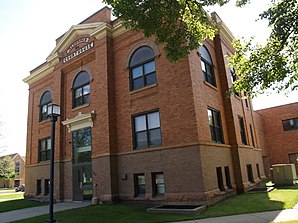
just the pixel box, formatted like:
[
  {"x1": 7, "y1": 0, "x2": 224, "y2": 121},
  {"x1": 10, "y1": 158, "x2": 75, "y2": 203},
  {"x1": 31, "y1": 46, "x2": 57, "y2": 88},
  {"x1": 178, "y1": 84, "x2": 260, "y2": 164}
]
[
  {"x1": 0, "y1": 156, "x2": 15, "y2": 179},
  {"x1": 230, "y1": 0, "x2": 297, "y2": 97},
  {"x1": 103, "y1": 0, "x2": 297, "y2": 97}
]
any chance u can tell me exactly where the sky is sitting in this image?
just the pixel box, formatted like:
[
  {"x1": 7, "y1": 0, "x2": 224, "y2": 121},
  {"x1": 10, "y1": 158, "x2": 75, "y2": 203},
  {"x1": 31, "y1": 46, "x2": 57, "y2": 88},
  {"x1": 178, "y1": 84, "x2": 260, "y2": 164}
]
[{"x1": 0, "y1": 0, "x2": 297, "y2": 156}]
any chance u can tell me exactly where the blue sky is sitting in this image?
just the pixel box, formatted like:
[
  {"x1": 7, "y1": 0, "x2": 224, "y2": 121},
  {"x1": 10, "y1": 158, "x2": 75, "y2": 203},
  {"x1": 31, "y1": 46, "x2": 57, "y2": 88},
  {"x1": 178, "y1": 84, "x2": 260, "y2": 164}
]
[{"x1": 0, "y1": 0, "x2": 297, "y2": 156}]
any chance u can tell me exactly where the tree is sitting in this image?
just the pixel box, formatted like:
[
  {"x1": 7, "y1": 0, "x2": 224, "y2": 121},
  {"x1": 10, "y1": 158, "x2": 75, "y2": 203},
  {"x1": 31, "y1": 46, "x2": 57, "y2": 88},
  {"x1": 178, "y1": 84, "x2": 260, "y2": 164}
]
[
  {"x1": 0, "y1": 156, "x2": 15, "y2": 180},
  {"x1": 229, "y1": 0, "x2": 298, "y2": 97},
  {"x1": 0, "y1": 120, "x2": 5, "y2": 154},
  {"x1": 103, "y1": 0, "x2": 297, "y2": 96}
]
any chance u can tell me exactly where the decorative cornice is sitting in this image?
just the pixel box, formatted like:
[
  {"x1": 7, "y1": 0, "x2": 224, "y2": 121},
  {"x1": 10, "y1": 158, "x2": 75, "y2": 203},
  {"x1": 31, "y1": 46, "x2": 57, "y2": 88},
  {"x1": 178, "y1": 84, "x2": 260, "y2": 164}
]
[
  {"x1": 217, "y1": 22, "x2": 235, "y2": 45},
  {"x1": 23, "y1": 63, "x2": 54, "y2": 85},
  {"x1": 62, "y1": 111, "x2": 96, "y2": 133},
  {"x1": 23, "y1": 22, "x2": 128, "y2": 85},
  {"x1": 211, "y1": 12, "x2": 235, "y2": 45},
  {"x1": 112, "y1": 22, "x2": 128, "y2": 38},
  {"x1": 47, "y1": 52, "x2": 63, "y2": 66},
  {"x1": 47, "y1": 22, "x2": 104, "y2": 60},
  {"x1": 90, "y1": 23, "x2": 113, "y2": 39}
]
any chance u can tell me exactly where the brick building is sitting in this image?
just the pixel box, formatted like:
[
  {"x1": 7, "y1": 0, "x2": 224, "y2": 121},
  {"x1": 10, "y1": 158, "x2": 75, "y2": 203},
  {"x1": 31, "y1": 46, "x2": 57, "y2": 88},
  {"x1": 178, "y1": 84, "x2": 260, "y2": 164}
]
[
  {"x1": 23, "y1": 7, "x2": 265, "y2": 203},
  {"x1": 256, "y1": 103, "x2": 298, "y2": 176},
  {"x1": 0, "y1": 153, "x2": 25, "y2": 188}
]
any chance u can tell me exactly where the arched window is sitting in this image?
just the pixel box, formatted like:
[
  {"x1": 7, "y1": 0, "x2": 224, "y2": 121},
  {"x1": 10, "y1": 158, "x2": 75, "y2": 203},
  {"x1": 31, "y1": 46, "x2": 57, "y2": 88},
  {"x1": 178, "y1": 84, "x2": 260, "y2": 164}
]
[
  {"x1": 129, "y1": 46, "x2": 156, "y2": 91},
  {"x1": 40, "y1": 91, "x2": 52, "y2": 121},
  {"x1": 73, "y1": 71, "x2": 90, "y2": 108},
  {"x1": 199, "y1": 45, "x2": 216, "y2": 87}
]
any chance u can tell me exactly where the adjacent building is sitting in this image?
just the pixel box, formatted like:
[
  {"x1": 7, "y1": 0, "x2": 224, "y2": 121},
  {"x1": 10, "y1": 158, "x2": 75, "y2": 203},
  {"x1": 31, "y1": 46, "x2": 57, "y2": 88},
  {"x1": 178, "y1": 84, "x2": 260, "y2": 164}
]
[
  {"x1": 256, "y1": 103, "x2": 298, "y2": 176},
  {"x1": 23, "y1": 7, "x2": 266, "y2": 203},
  {"x1": 0, "y1": 153, "x2": 25, "y2": 188}
]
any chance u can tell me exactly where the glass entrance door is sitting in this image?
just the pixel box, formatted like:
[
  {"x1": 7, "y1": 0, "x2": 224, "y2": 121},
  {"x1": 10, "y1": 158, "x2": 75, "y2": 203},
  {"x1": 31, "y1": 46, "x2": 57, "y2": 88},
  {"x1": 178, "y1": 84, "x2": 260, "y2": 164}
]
[
  {"x1": 73, "y1": 164, "x2": 92, "y2": 201},
  {"x1": 72, "y1": 127, "x2": 92, "y2": 201}
]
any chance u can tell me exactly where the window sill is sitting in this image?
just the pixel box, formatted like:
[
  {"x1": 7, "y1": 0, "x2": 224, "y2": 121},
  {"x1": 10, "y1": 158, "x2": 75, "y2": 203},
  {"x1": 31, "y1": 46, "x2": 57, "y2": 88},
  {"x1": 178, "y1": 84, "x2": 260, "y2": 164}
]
[
  {"x1": 130, "y1": 83, "x2": 158, "y2": 95},
  {"x1": 72, "y1": 103, "x2": 90, "y2": 112},
  {"x1": 134, "y1": 144, "x2": 162, "y2": 150},
  {"x1": 203, "y1": 81, "x2": 217, "y2": 91},
  {"x1": 234, "y1": 94, "x2": 241, "y2": 100},
  {"x1": 38, "y1": 160, "x2": 50, "y2": 163},
  {"x1": 134, "y1": 195, "x2": 145, "y2": 200},
  {"x1": 39, "y1": 119, "x2": 50, "y2": 125},
  {"x1": 152, "y1": 195, "x2": 165, "y2": 200},
  {"x1": 211, "y1": 140, "x2": 225, "y2": 144}
]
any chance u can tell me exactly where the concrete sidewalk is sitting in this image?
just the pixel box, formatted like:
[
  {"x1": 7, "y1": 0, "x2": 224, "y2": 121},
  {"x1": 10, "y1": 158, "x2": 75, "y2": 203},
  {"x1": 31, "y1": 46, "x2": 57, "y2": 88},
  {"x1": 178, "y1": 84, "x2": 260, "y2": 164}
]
[
  {"x1": 0, "y1": 202, "x2": 297, "y2": 223},
  {"x1": 0, "y1": 202, "x2": 90, "y2": 223},
  {"x1": 172, "y1": 203, "x2": 298, "y2": 223}
]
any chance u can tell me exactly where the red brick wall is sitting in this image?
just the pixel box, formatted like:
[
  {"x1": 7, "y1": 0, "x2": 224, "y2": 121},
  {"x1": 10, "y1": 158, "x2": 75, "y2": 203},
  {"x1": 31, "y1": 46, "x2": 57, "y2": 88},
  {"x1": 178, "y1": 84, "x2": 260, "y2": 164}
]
[
  {"x1": 257, "y1": 103, "x2": 298, "y2": 173},
  {"x1": 25, "y1": 7, "x2": 265, "y2": 202}
]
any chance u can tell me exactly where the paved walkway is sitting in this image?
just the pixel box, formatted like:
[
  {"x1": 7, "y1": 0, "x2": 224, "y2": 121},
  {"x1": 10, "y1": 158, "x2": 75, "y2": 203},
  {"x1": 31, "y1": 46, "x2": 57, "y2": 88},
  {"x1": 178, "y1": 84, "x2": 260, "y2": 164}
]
[
  {"x1": 0, "y1": 202, "x2": 90, "y2": 223},
  {"x1": 172, "y1": 203, "x2": 298, "y2": 223},
  {"x1": 0, "y1": 202, "x2": 297, "y2": 223}
]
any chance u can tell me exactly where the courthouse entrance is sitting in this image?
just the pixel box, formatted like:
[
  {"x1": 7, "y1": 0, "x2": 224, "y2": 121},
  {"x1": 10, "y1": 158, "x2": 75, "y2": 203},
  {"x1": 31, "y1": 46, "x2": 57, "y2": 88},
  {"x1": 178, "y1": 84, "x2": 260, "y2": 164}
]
[
  {"x1": 72, "y1": 127, "x2": 92, "y2": 201},
  {"x1": 73, "y1": 164, "x2": 92, "y2": 201}
]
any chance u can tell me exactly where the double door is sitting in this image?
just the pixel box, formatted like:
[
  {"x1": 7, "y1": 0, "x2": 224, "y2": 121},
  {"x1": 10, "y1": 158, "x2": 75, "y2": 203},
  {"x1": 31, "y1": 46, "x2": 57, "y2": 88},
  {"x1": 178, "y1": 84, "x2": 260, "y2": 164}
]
[{"x1": 73, "y1": 164, "x2": 92, "y2": 201}]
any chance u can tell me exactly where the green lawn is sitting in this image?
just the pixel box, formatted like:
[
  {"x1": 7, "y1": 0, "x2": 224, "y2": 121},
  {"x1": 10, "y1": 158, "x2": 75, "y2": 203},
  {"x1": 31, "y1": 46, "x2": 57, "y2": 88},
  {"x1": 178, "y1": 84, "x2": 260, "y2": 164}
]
[
  {"x1": 0, "y1": 190, "x2": 24, "y2": 202},
  {"x1": 270, "y1": 221, "x2": 298, "y2": 223},
  {"x1": 197, "y1": 185, "x2": 298, "y2": 218},
  {"x1": 10, "y1": 184, "x2": 298, "y2": 223},
  {"x1": 0, "y1": 190, "x2": 47, "y2": 213},
  {"x1": 12, "y1": 204, "x2": 198, "y2": 223}
]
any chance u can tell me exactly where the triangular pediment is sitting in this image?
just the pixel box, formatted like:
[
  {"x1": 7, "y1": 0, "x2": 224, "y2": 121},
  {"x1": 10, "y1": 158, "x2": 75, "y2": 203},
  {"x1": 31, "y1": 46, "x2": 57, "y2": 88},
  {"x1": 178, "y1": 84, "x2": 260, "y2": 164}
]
[
  {"x1": 24, "y1": 20, "x2": 127, "y2": 85},
  {"x1": 47, "y1": 22, "x2": 108, "y2": 60}
]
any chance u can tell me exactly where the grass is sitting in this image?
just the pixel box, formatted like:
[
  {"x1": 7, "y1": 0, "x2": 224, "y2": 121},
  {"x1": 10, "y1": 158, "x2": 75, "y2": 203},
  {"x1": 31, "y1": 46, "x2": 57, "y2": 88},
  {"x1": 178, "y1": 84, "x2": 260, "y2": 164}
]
[
  {"x1": 0, "y1": 190, "x2": 47, "y2": 213},
  {"x1": 0, "y1": 189, "x2": 23, "y2": 200},
  {"x1": 0, "y1": 188, "x2": 14, "y2": 191},
  {"x1": 270, "y1": 221, "x2": 298, "y2": 223},
  {"x1": 9, "y1": 183, "x2": 298, "y2": 223},
  {"x1": 11, "y1": 204, "x2": 198, "y2": 223},
  {"x1": 197, "y1": 184, "x2": 298, "y2": 218}
]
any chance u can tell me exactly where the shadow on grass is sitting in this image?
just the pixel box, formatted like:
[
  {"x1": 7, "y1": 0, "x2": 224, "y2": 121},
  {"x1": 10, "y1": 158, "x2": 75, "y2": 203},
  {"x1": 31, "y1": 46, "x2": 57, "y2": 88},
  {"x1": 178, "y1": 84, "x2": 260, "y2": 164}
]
[
  {"x1": 11, "y1": 204, "x2": 201, "y2": 223},
  {"x1": 0, "y1": 199, "x2": 47, "y2": 213},
  {"x1": 9, "y1": 184, "x2": 298, "y2": 223},
  {"x1": 198, "y1": 191, "x2": 285, "y2": 219}
]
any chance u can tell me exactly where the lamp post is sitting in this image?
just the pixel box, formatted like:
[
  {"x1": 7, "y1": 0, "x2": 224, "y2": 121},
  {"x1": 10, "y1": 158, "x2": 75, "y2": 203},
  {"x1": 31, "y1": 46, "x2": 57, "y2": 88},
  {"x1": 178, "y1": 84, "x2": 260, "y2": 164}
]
[{"x1": 47, "y1": 104, "x2": 61, "y2": 223}]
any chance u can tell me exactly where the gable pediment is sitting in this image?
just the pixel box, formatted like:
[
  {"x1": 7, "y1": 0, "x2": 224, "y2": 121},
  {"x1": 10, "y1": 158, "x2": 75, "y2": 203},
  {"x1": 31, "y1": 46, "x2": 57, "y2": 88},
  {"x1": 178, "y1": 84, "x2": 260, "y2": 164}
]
[
  {"x1": 23, "y1": 20, "x2": 127, "y2": 85},
  {"x1": 47, "y1": 22, "x2": 111, "y2": 62}
]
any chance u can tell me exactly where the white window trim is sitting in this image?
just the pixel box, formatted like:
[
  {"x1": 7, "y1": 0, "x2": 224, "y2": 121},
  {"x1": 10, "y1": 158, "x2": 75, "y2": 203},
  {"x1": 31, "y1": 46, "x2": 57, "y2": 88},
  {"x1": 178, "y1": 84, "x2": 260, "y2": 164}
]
[{"x1": 62, "y1": 111, "x2": 95, "y2": 133}]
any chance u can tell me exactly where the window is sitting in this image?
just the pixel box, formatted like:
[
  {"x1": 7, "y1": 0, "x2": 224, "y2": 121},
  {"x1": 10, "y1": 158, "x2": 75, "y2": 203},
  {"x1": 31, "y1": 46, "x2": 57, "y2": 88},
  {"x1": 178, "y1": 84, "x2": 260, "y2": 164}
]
[
  {"x1": 256, "y1": 163, "x2": 261, "y2": 179},
  {"x1": 40, "y1": 91, "x2": 52, "y2": 121},
  {"x1": 44, "y1": 179, "x2": 50, "y2": 196},
  {"x1": 208, "y1": 108, "x2": 224, "y2": 143},
  {"x1": 129, "y1": 46, "x2": 156, "y2": 91},
  {"x1": 36, "y1": 179, "x2": 42, "y2": 195},
  {"x1": 289, "y1": 153, "x2": 298, "y2": 165},
  {"x1": 282, "y1": 118, "x2": 298, "y2": 131},
  {"x1": 246, "y1": 164, "x2": 254, "y2": 183},
  {"x1": 224, "y1": 166, "x2": 232, "y2": 189},
  {"x1": 244, "y1": 93, "x2": 249, "y2": 108},
  {"x1": 199, "y1": 45, "x2": 216, "y2": 87},
  {"x1": 38, "y1": 138, "x2": 51, "y2": 162},
  {"x1": 152, "y1": 172, "x2": 165, "y2": 196},
  {"x1": 72, "y1": 128, "x2": 92, "y2": 163},
  {"x1": 133, "y1": 111, "x2": 162, "y2": 149},
  {"x1": 73, "y1": 71, "x2": 90, "y2": 108},
  {"x1": 239, "y1": 116, "x2": 247, "y2": 145},
  {"x1": 230, "y1": 68, "x2": 240, "y2": 96},
  {"x1": 250, "y1": 124, "x2": 255, "y2": 147},
  {"x1": 216, "y1": 167, "x2": 225, "y2": 191},
  {"x1": 245, "y1": 99, "x2": 249, "y2": 108},
  {"x1": 15, "y1": 161, "x2": 20, "y2": 175},
  {"x1": 134, "y1": 174, "x2": 145, "y2": 197}
]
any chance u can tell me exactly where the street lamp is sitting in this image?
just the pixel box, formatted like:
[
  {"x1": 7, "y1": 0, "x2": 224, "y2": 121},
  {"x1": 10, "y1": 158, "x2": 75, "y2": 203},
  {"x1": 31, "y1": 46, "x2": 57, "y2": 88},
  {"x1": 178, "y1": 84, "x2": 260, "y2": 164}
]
[{"x1": 47, "y1": 104, "x2": 61, "y2": 223}]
